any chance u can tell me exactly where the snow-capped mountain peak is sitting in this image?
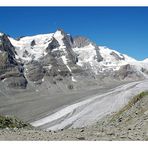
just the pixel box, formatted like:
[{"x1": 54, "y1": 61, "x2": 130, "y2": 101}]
[
  {"x1": 9, "y1": 33, "x2": 54, "y2": 62},
  {"x1": 0, "y1": 29, "x2": 147, "y2": 90},
  {"x1": 53, "y1": 29, "x2": 66, "y2": 47}
]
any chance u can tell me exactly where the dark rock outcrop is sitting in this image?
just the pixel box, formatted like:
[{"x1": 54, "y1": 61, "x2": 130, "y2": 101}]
[
  {"x1": 25, "y1": 61, "x2": 45, "y2": 82},
  {"x1": 0, "y1": 33, "x2": 17, "y2": 65},
  {"x1": 30, "y1": 40, "x2": 36, "y2": 46},
  {"x1": 114, "y1": 64, "x2": 143, "y2": 80},
  {"x1": 141, "y1": 67, "x2": 148, "y2": 75},
  {"x1": 0, "y1": 33, "x2": 28, "y2": 89},
  {"x1": 46, "y1": 37, "x2": 60, "y2": 52},
  {"x1": 110, "y1": 51, "x2": 125, "y2": 61},
  {"x1": 94, "y1": 46, "x2": 103, "y2": 62}
]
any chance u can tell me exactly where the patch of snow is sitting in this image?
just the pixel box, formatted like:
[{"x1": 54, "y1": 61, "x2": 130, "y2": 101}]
[
  {"x1": 61, "y1": 55, "x2": 72, "y2": 72},
  {"x1": 25, "y1": 68, "x2": 28, "y2": 72},
  {"x1": 48, "y1": 65, "x2": 52, "y2": 70},
  {"x1": 53, "y1": 30, "x2": 65, "y2": 47},
  {"x1": 99, "y1": 46, "x2": 128, "y2": 67},
  {"x1": 66, "y1": 65, "x2": 72, "y2": 72},
  {"x1": 15, "y1": 54, "x2": 19, "y2": 60},
  {"x1": 52, "y1": 48, "x2": 59, "y2": 52},
  {"x1": 122, "y1": 54, "x2": 137, "y2": 63},
  {"x1": 2, "y1": 78, "x2": 7, "y2": 82},
  {"x1": 72, "y1": 76, "x2": 77, "y2": 82},
  {"x1": 143, "y1": 58, "x2": 148, "y2": 63},
  {"x1": 73, "y1": 43, "x2": 96, "y2": 66},
  {"x1": 61, "y1": 55, "x2": 67, "y2": 65},
  {"x1": 0, "y1": 32, "x2": 4, "y2": 36}
]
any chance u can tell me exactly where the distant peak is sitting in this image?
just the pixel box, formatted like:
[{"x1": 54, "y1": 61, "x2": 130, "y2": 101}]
[
  {"x1": 57, "y1": 28, "x2": 64, "y2": 32},
  {"x1": 55, "y1": 28, "x2": 68, "y2": 36},
  {"x1": 54, "y1": 29, "x2": 69, "y2": 41},
  {"x1": 74, "y1": 36, "x2": 90, "y2": 41},
  {"x1": 73, "y1": 36, "x2": 94, "y2": 48}
]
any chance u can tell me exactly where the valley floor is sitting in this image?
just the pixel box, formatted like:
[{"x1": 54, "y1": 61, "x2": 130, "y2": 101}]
[{"x1": 0, "y1": 92, "x2": 148, "y2": 141}]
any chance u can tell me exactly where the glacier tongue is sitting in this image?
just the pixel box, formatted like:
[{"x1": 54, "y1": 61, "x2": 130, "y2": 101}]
[{"x1": 31, "y1": 80, "x2": 148, "y2": 130}]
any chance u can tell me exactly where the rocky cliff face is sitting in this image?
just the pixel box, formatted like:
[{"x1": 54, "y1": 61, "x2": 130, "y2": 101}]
[
  {"x1": 0, "y1": 29, "x2": 147, "y2": 90},
  {"x1": 73, "y1": 36, "x2": 103, "y2": 62},
  {"x1": 0, "y1": 33, "x2": 27, "y2": 89}
]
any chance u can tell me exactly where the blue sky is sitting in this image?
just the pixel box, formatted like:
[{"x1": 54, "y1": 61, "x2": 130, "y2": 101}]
[{"x1": 0, "y1": 7, "x2": 148, "y2": 60}]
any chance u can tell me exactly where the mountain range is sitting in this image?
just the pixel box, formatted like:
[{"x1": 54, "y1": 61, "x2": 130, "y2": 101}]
[
  {"x1": 0, "y1": 29, "x2": 148, "y2": 131},
  {"x1": 0, "y1": 29, "x2": 148, "y2": 91}
]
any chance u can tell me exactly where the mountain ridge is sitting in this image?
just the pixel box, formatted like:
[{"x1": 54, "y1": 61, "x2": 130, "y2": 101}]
[{"x1": 0, "y1": 29, "x2": 148, "y2": 90}]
